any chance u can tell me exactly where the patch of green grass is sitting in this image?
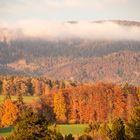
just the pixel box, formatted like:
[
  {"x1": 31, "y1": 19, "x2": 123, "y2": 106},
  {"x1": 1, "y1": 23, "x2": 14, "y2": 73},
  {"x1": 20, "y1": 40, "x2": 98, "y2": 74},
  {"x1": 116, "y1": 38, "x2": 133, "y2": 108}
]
[
  {"x1": 0, "y1": 95, "x2": 39, "y2": 104},
  {"x1": 0, "y1": 124, "x2": 88, "y2": 137},
  {"x1": 0, "y1": 127, "x2": 13, "y2": 137},
  {"x1": 58, "y1": 124, "x2": 88, "y2": 135}
]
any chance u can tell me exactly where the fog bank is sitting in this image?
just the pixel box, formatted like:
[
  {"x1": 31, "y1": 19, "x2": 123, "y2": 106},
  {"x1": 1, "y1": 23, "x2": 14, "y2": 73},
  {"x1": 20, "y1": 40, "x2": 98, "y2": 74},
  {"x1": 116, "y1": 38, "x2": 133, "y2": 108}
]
[{"x1": 1, "y1": 20, "x2": 140, "y2": 40}]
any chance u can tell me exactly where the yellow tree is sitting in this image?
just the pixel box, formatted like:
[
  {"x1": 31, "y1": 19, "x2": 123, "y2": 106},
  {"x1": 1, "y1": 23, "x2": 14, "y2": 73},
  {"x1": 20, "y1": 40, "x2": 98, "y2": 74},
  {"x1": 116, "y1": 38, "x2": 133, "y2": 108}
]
[
  {"x1": 53, "y1": 90, "x2": 67, "y2": 123},
  {"x1": 0, "y1": 105, "x2": 4, "y2": 127},
  {"x1": 1, "y1": 98, "x2": 19, "y2": 127}
]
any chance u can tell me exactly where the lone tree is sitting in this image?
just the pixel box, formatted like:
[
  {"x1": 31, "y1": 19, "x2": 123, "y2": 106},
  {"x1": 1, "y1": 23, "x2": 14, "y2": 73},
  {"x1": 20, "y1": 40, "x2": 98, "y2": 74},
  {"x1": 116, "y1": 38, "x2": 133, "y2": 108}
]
[
  {"x1": 85, "y1": 122, "x2": 100, "y2": 138},
  {"x1": 105, "y1": 118, "x2": 126, "y2": 140},
  {"x1": 126, "y1": 106, "x2": 140, "y2": 140},
  {"x1": 7, "y1": 110, "x2": 63, "y2": 140}
]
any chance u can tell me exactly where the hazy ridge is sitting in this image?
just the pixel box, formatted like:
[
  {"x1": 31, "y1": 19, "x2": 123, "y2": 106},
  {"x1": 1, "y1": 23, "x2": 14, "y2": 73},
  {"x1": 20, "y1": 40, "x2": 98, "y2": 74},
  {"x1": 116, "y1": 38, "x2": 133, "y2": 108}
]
[{"x1": 0, "y1": 20, "x2": 140, "y2": 83}]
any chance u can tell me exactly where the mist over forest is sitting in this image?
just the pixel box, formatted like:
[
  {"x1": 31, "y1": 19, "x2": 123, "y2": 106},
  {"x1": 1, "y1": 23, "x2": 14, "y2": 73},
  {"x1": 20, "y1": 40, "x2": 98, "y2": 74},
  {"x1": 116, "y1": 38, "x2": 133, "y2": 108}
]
[{"x1": 0, "y1": 20, "x2": 140, "y2": 83}]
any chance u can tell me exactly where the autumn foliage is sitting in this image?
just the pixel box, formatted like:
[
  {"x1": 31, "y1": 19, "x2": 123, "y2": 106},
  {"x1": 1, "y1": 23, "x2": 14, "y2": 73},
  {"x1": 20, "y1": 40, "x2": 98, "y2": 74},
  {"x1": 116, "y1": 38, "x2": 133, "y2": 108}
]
[
  {"x1": 51, "y1": 82, "x2": 139, "y2": 123},
  {"x1": 0, "y1": 76, "x2": 140, "y2": 125},
  {"x1": 0, "y1": 98, "x2": 18, "y2": 127}
]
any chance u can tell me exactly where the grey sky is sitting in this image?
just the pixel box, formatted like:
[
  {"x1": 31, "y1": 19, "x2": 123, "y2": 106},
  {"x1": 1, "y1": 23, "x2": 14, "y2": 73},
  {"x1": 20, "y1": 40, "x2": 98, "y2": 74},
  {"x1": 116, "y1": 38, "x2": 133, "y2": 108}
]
[{"x1": 0, "y1": 0, "x2": 140, "y2": 23}]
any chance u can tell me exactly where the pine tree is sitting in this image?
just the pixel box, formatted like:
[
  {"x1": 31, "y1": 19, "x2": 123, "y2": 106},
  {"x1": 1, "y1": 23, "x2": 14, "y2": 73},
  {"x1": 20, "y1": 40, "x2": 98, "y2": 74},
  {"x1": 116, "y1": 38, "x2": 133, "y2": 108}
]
[
  {"x1": 105, "y1": 118, "x2": 126, "y2": 140},
  {"x1": 65, "y1": 134, "x2": 74, "y2": 140},
  {"x1": 85, "y1": 122, "x2": 100, "y2": 138},
  {"x1": 7, "y1": 110, "x2": 63, "y2": 140},
  {"x1": 7, "y1": 110, "x2": 48, "y2": 140},
  {"x1": 126, "y1": 106, "x2": 140, "y2": 140}
]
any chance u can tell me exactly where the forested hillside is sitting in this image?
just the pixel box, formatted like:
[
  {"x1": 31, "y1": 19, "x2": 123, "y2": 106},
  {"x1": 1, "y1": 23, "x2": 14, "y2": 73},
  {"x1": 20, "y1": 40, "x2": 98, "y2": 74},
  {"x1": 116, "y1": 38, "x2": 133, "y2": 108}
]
[
  {"x1": 0, "y1": 39, "x2": 140, "y2": 83},
  {"x1": 0, "y1": 20, "x2": 140, "y2": 83}
]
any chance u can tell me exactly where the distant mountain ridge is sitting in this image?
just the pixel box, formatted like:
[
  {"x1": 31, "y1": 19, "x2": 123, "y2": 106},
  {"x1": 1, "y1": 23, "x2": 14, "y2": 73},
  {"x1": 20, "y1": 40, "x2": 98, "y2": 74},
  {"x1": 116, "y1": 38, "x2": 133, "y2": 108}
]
[
  {"x1": 66, "y1": 20, "x2": 140, "y2": 26},
  {"x1": 93, "y1": 20, "x2": 140, "y2": 26},
  {"x1": 45, "y1": 51, "x2": 140, "y2": 83}
]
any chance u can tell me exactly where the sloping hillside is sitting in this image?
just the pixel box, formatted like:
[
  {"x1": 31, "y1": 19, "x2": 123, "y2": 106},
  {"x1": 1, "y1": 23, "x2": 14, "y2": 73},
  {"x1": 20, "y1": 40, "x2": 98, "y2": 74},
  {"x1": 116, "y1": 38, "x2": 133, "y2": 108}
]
[{"x1": 45, "y1": 51, "x2": 140, "y2": 83}]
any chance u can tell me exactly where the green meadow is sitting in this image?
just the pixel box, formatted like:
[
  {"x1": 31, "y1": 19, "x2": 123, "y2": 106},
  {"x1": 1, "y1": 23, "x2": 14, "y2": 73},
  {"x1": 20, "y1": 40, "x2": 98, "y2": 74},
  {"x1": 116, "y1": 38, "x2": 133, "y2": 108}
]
[
  {"x1": 0, "y1": 124, "x2": 88, "y2": 137},
  {"x1": 58, "y1": 124, "x2": 88, "y2": 135},
  {"x1": 0, "y1": 127, "x2": 13, "y2": 137},
  {"x1": 0, "y1": 95, "x2": 39, "y2": 104}
]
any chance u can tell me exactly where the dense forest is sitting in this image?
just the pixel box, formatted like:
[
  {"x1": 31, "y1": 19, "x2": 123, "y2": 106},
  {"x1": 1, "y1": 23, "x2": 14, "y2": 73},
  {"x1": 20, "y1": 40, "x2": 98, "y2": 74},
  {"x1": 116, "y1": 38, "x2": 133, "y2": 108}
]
[
  {"x1": 0, "y1": 76, "x2": 140, "y2": 126},
  {"x1": 0, "y1": 35, "x2": 140, "y2": 83}
]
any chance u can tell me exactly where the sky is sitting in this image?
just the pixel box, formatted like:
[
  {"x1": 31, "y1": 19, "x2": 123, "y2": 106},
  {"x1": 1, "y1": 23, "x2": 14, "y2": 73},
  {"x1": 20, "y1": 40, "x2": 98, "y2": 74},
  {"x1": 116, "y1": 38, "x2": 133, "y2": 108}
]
[
  {"x1": 0, "y1": 0, "x2": 140, "y2": 24},
  {"x1": 0, "y1": 0, "x2": 140, "y2": 40}
]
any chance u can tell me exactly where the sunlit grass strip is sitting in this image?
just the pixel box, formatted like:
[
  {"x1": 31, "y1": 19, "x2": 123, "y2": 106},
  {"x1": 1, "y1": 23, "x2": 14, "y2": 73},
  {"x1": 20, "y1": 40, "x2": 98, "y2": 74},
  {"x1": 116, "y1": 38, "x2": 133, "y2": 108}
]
[{"x1": 0, "y1": 95, "x2": 39, "y2": 104}]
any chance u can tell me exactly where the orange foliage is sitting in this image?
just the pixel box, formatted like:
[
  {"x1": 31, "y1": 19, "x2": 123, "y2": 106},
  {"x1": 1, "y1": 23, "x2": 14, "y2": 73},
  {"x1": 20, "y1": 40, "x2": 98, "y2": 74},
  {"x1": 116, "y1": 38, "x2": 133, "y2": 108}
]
[{"x1": 1, "y1": 99, "x2": 19, "y2": 127}]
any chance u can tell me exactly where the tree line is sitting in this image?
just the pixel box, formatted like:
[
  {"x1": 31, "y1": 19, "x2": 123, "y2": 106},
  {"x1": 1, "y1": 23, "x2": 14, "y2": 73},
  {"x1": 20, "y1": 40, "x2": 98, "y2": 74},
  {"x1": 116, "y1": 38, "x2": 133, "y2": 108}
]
[
  {"x1": 0, "y1": 76, "x2": 139, "y2": 126},
  {"x1": 0, "y1": 75, "x2": 77, "y2": 96}
]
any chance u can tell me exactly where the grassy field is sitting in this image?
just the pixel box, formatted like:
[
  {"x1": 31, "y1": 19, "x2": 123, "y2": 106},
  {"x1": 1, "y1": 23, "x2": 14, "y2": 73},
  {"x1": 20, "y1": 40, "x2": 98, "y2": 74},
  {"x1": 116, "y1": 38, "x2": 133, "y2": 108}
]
[
  {"x1": 58, "y1": 124, "x2": 87, "y2": 135},
  {"x1": 0, "y1": 127, "x2": 13, "y2": 137},
  {"x1": 0, "y1": 124, "x2": 88, "y2": 137},
  {"x1": 0, "y1": 95, "x2": 39, "y2": 104}
]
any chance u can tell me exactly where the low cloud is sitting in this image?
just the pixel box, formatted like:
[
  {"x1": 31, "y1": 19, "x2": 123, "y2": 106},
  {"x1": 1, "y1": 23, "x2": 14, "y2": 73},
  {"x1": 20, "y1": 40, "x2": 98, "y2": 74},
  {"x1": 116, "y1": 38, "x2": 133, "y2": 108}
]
[{"x1": 1, "y1": 20, "x2": 140, "y2": 41}]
